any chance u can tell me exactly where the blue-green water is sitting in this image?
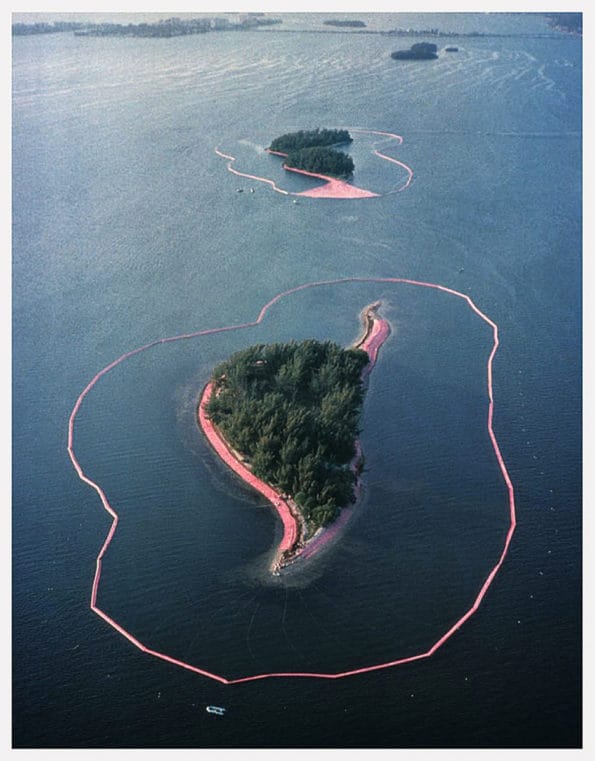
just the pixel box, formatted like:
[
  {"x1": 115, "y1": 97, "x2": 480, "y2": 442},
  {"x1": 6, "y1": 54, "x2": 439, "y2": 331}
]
[{"x1": 12, "y1": 13, "x2": 581, "y2": 747}]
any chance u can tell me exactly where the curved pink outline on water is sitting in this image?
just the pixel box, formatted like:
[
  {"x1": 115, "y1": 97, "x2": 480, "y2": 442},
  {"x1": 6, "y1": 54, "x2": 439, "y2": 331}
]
[
  {"x1": 215, "y1": 147, "x2": 290, "y2": 196},
  {"x1": 215, "y1": 128, "x2": 414, "y2": 199},
  {"x1": 68, "y1": 277, "x2": 516, "y2": 684},
  {"x1": 348, "y1": 128, "x2": 414, "y2": 194},
  {"x1": 265, "y1": 149, "x2": 378, "y2": 198}
]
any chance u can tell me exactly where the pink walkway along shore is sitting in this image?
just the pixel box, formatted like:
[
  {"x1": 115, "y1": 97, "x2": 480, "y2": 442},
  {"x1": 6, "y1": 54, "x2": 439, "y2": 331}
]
[
  {"x1": 215, "y1": 128, "x2": 413, "y2": 199},
  {"x1": 68, "y1": 277, "x2": 516, "y2": 685},
  {"x1": 197, "y1": 303, "x2": 390, "y2": 571},
  {"x1": 198, "y1": 383, "x2": 298, "y2": 558}
]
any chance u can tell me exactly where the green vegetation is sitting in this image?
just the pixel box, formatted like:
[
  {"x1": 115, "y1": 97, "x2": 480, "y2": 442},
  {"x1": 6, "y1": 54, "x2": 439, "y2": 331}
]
[
  {"x1": 206, "y1": 340, "x2": 369, "y2": 530},
  {"x1": 269, "y1": 128, "x2": 352, "y2": 152},
  {"x1": 269, "y1": 128, "x2": 354, "y2": 179},
  {"x1": 284, "y1": 146, "x2": 354, "y2": 178}
]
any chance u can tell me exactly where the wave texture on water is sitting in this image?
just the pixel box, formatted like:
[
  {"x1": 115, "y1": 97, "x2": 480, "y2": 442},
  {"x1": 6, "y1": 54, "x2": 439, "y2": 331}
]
[
  {"x1": 216, "y1": 128, "x2": 413, "y2": 199},
  {"x1": 67, "y1": 277, "x2": 516, "y2": 684}
]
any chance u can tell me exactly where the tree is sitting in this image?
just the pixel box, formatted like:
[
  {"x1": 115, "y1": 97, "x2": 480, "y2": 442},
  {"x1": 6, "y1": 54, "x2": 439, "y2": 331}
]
[{"x1": 205, "y1": 340, "x2": 369, "y2": 530}]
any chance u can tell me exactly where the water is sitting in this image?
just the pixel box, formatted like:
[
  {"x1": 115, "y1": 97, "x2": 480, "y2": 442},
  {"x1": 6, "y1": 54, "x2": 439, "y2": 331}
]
[{"x1": 12, "y1": 13, "x2": 581, "y2": 748}]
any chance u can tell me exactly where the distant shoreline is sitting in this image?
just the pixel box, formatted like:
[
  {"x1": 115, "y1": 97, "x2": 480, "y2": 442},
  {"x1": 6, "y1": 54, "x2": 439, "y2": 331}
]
[
  {"x1": 197, "y1": 303, "x2": 390, "y2": 573},
  {"x1": 13, "y1": 21, "x2": 567, "y2": 41}
]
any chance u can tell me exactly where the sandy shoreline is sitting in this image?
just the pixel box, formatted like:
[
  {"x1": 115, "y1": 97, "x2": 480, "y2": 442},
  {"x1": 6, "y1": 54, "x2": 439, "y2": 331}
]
[
  {"x1": 215, "y1": 131, "x2": 413, "y2": 200},
  {"x1": 70, "y1": 276, "x2": 514, "y2": 681},
  {"x1": 265, "y1": 147, "x2": 378, "y2": 199},
  {"x1": 197, "y1": 303, "x2": 390, "y2": 573}
]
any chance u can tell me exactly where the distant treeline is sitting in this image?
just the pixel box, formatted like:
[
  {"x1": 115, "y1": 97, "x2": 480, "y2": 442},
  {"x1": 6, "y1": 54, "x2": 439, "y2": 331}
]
[
  {"x1": 323, "y1": 20, "x2": 366, "y2": 28},
  {"x1": 12, "y1": 21, "x2": 84, "y2": 35},
  {"x1": 13, "y1": 15, "x2": 282, "y2": 38},
  {"x1": 206, "y1": 340, "x2": 369, "y2": 530}
]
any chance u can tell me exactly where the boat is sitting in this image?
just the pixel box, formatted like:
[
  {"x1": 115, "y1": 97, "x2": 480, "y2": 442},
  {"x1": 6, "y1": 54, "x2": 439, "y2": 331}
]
[{"x1": 206, "y1": 705, "x2": 226, "y2": 716}]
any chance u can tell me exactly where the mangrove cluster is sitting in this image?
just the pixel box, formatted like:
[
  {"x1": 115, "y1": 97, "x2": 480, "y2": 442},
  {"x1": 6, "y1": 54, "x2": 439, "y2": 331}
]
[
  {"x1": 269, "y1": 128, "x2": 355, "y2": 179},
  {"x1": 205, "y1": 340, "x2": 369, "y2": 530}
]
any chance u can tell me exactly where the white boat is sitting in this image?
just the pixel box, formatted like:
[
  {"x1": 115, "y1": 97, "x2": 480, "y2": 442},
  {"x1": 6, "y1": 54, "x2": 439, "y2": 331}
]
[{"x1": 206, "y1": 705, "x2": 226, "y2": 716}]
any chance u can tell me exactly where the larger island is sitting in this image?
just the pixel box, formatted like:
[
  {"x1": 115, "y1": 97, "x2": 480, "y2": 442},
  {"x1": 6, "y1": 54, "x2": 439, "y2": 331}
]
[{"x1": 198, "y1": 303, "x2": 390, "y2": 571}]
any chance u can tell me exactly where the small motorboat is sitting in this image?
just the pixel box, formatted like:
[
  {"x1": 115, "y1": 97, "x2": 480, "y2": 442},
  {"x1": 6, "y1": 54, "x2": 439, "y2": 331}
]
[{"x1": 206, "y1": 705, "x2": 226, "y2": 716}]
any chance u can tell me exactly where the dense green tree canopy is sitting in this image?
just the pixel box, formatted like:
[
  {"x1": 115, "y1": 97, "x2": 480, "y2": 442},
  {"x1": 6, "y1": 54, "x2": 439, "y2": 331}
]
[
  {"x1": 205, "y1": 340, "x2": 369, "y2": 530},
  {"x1": 284, "y1": 146, "x2": 355, "y2": 178},
  {"x1": 269, "y1": 128, "x2": 352, "y2": 152},
  {"x1": 268, "y1": 129, "x2": 355, "y2": 179}
]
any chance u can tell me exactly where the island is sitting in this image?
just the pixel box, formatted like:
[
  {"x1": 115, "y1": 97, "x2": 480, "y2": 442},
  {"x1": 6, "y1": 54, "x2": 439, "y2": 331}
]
[
  {"x1": 198, "y1": 303, "x2": 390, "y2": 571},
  {"x1": 268, "y1": 128, "x2": 354, "y2": 179},
  {"x1": 323, "y1": 20, "x2": 366, "y2": 28},
  {"x1": 391, "y1": 42, "x2": 439, "y2": 60}
]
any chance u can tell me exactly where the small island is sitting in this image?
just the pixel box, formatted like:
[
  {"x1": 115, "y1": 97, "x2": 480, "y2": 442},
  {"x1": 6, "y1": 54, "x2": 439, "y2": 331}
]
[
  {"x1": 283, "y1": 147, "x2": 354, "y2": 178},
  {"x1": 198, "y1": 304, "x2": 390, "y2": 571},
  {"x1": 391, "y1": 42, "x2": 439, "y2": 60},
  {"x1": 268, "y1": 128, "x2": 354, "y2": 179}
]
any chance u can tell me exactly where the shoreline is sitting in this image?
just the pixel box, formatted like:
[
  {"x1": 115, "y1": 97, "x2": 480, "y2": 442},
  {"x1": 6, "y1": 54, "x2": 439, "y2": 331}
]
[
  {"x1": 265, "y1": 147, "x2": 378, "y2": 199},
  {"x1": 197, "y1": 302, "x2": 390, "y2": 573},
  {"x1": 215, "y1": 130, "x2": 413, "y2": 199},
  {"x1": 70, "y1": 276, "x2": 515, "y2": 681}
]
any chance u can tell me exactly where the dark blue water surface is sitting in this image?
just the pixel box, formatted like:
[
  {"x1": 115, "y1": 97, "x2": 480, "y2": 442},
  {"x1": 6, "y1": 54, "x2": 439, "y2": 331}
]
[{"x1": 12, "y1": 13, "x2": 581, "y2": 748}]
